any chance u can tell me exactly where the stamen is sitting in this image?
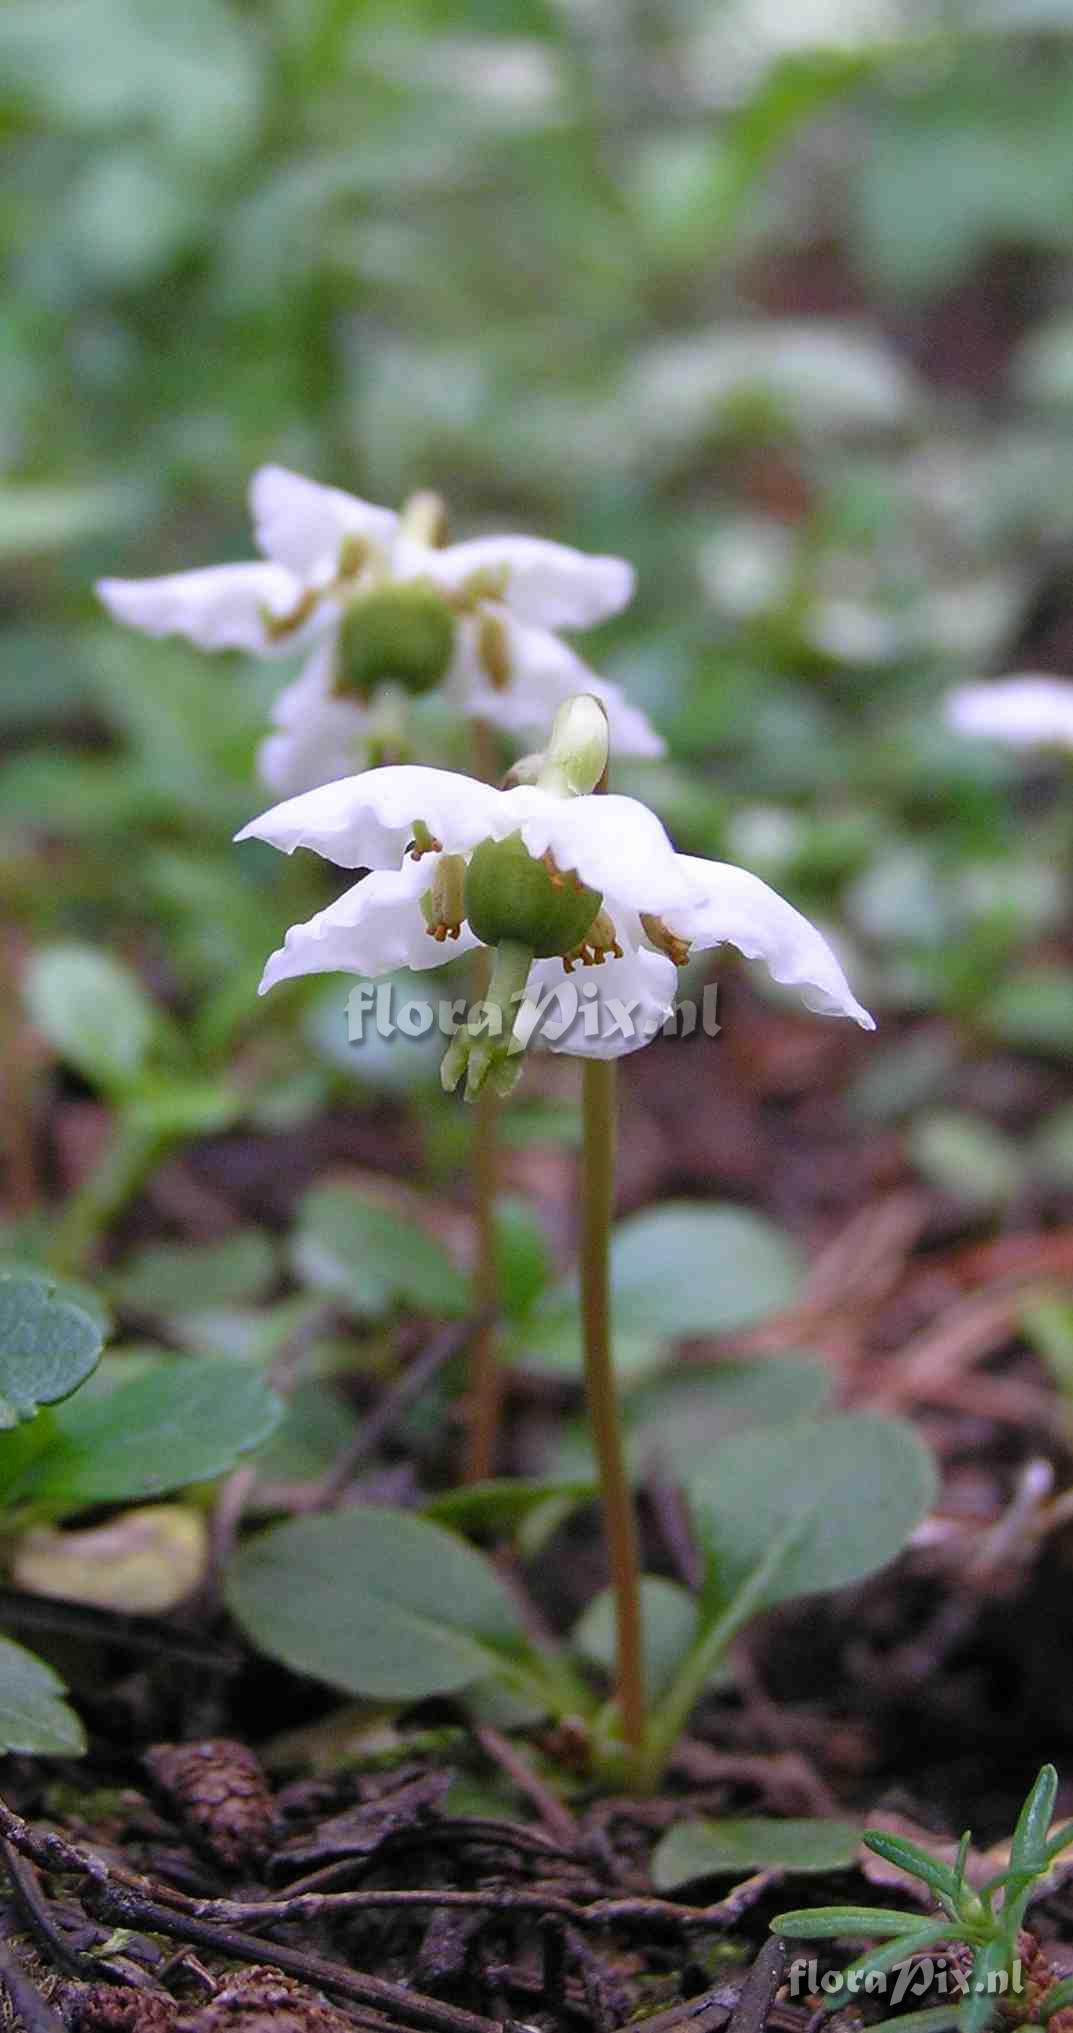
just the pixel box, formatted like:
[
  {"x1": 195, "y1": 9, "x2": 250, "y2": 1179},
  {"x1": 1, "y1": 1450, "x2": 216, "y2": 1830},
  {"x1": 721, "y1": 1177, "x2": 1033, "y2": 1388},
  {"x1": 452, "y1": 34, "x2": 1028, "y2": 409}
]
[
  {"x1": 447, "y1": 564, "x2": 511, "y2": 613},
  {"x1": 563, "y1": 910, "x2": 623, "y2": 973},
  {"x1": 401, "y1": 491, "x2": 449, "y2": 549},
  {"x1": 641, "y1": 913, "x2": 691, "y2": 967},
  {"x1": 260, "y1": 587, "x2": 321, "y2": 642},
  {"x1": 420, "y1": 852, "x2": 466, "y2": 943},
  {"x1": 477, "y1": 612, "x2": 511, "y2": 691},
  {"x1": 541, "y1": 850, "x2": 585, "y2": 893},
  {"x1": 408, "y1": 820, "x2": 443, "y2": 861},
  {"x1": 336, "y1": 532, "x2": 371, "y2": 580}
]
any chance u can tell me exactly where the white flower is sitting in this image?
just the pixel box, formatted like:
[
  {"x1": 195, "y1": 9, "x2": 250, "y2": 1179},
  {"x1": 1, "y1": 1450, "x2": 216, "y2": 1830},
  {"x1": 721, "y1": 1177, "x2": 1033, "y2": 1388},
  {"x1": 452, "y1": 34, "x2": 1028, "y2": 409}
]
[
  {"x1": 946, "y1": 676, "x2": 1073, "y2": 750},
  {"x1": 237, "y1": 762, "x2": 874, "y2": 1092},
  {"x1": 98, "y1": 467, "x2": 662, "y2": 790}
]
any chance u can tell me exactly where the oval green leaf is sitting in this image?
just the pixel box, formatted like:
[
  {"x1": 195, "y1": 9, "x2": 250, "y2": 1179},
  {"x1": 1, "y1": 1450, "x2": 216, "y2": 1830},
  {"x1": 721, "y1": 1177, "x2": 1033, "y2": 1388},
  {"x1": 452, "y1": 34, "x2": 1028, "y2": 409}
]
[
  {"x1": 0, "y1": 1270, "x2": 104, "y2": 1428},
  {"x1": 24, "y1": 943, "x2": 162, "y2": 1096},
  {"x1": 573, "y1": 1577, "x2": 701, "y2": 1703},
  {"x1": 0, "y1": 1635, "x2": 86, "y2": 1756},
  {"x1": 291, "y1": 1183, "x2": 469, "y2": 1319},
  {"x1": 11, "y1": 1355, "x2": 282, "y2": 1512},
  {"x1": 110, "y1": 1231, "x2": 277, "y2": 1316},
  {"x1": 520, "y1": 1207, "x2": 806, "y2": 1381},
  {"x1": 609, "y1": 1203, "x2": 805, "y2": 1338},
  {"x1": 225, "y1": 1507, "x2": 531, "y2": 1702},
  {"x1": 689, "y1": 1413, "x2": 936, "y2": 1614},
  {"x1": 654, "y1": 1816, "x2": 862, "y2": 1889}
]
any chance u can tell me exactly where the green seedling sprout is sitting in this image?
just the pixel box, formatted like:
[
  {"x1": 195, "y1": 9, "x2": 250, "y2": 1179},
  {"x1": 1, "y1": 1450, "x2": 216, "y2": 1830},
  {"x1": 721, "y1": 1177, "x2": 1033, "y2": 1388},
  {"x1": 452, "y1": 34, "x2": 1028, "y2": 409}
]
[{"x1": 772, "y1": 1765, "x2": 1073, "y2": 2033}]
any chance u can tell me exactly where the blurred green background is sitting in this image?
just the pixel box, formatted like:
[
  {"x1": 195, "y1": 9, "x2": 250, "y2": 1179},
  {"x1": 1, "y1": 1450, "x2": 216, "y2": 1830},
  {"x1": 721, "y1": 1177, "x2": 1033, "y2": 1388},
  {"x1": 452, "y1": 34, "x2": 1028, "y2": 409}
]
[{"x1": 7, "y1": 0, "x2": 1073, "y2": 1184}]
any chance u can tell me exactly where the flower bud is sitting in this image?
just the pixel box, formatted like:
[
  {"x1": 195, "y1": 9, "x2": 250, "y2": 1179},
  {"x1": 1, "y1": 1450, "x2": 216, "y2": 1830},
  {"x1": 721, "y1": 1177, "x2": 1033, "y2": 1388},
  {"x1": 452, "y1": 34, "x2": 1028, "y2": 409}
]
[
  {"x1": 335, "y1": 580, "x2": 455, "y2": 699},
  {"x1": 538, "y1": 694, "x2": 609, "y2": 799},
  {"x1": 464, "y1": 833, "x2": 601, "y2": 958}
]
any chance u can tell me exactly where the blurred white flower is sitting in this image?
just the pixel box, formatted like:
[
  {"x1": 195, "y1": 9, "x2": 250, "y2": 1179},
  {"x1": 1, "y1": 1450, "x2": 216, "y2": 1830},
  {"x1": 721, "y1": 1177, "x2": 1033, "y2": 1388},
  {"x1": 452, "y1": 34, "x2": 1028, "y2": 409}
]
[
  {"x1": 238, "y1": 759, "x2": 873, "y2": 1096},
  {"x1": 98, "y1": 467, "x2": 661, "y2": 792},
  {"x1": 698, "y1": 516, "x2": 795, "y2": 618},
  {"x1": 946, "y1": 676, "x2": 1073, "y2": 750}
]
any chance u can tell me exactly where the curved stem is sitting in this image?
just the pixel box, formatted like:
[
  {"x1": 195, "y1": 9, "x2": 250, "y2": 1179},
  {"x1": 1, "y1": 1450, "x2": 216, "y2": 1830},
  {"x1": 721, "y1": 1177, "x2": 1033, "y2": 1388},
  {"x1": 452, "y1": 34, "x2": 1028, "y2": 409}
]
[
  {"x1": 581, "y1": 1057, "x2": 645, "y2": 1758},
  {"x1": 464, "y1": 717, "x2": 503, "y2": 1482},
  {"x1": 46, "y1": 1113, "x2": 163, "y2": 1275}
]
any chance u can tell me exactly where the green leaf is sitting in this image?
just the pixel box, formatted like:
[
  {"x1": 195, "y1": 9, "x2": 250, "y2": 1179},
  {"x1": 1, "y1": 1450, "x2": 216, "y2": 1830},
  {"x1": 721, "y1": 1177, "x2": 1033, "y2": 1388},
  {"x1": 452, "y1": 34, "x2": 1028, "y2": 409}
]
[
  {"x1": 818, "y1": 1927, "x2": 969, "y2": 2015},
  {"x1": 0, "y1": 482, "x2": 140, "y2": 558},
  {"x1": 771, "y1": 1907, "x2": 937, "y2": 1940},
  {"x1": 252, "y1": 1381, "x2": 361, "y2": 1484},
  {"x1": 551, "y1": 1356, "x2": 830, "y2": 1480},
  {"x1": 961, "y1": 1940, "x2": 1012, "y2": 2033},
  {"x1": 291, "y1": 1183, "x2": 469, "y2": 1318},
  {"x1": 1010, "y1": 1764, "x2": 1058, "y2": 1877},
  {"x1": 6, "y1": 1356, "x2": 282, "y2": 1512},
  {"x1": 984, "y1": 968, "x2": 1073, "y2": 1057},
  {"x1": 688, "y1": 1414, "x2": 937, "y2": 1615},
  {"x1": 654, "y1": 1816, "x2": 862, "y2": 1889},
  {"x1": 522, "y1": 1205, "x2": 806, "y2": 1379},
  {"x1": 110, "y1": 1231, "x2": 277, "y2": 1316},
  {"x1": 908, "y1": 1112, "x2": 1024, "y2": 1214},
  {"x1": 862, "y1": 1829, "x2": 962, "y2": 1903},
  {"x1": 1043, "y1": 1818, "x2": 1073, "y2": 1864},
  {"x1": 225, "y1": 1508, "x2": 533, "y2": 1702},
  {"x1": 573, "y1": 1577, "x2": 700, "y2": 1704},
  {"x1": 424, "y1": 1477, "x2": 594, "y2": 1534},
  {"x1": 1038, "y1": 1976, "x2": 1073, "y2": 2022},
  {"x1": 0, "y1": 1635, "x2": 86, "y2": 1756},
  {"x1": 0, "y1": 1270, "x2": 104, "y2": 1427},
  {"x1": 24, "y1": 944, "x2": 163, "y2": 1096},
  {"x1": 607, "y1": 1203, "x2": 805, "y2": 1338},
  {"x1": 494, "y1": 1197, "x2": 552, "y2": 1322}
]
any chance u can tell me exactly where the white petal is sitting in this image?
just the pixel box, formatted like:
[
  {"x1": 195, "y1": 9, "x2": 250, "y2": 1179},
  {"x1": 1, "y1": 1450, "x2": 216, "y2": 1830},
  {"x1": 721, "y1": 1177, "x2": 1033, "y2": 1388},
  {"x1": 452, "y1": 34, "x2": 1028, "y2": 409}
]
[
  {"x1": 259, "y1": 858, "x2": 479, "y2": 993},
  {"x1": 258, "y1": 703, "x2": 373, "y2": 797},
  {"x1": 96, "y1": 562, "x2": 307, "y2": 655},
  {"x1": 237, "y1": 764, "x2": 506, "y2": 869},
  {"x1": 946, "y1": 676, "x2": 1073, "y2": 749},
  {"x1": 250, "y1": 466, "x2": 398, "y2": 577},
  {"x1": 422, "y1": 534, "x2": 634, "y2": 629},
  {"x1": 450, "y1": 610, "x2": 664, "y2": 758},
  {"x1": 524, "y1": 942, "x2": 678, "y2": 1058},
  {"x1": 669, "y1": 857, "x2": 874, "y2": 1029},
  {"x1": 269, "y1": 637, "x2": 337, "y2": 726},
  {"x1": 499, "y1": 787, "x2": 698, "y2": 916}
]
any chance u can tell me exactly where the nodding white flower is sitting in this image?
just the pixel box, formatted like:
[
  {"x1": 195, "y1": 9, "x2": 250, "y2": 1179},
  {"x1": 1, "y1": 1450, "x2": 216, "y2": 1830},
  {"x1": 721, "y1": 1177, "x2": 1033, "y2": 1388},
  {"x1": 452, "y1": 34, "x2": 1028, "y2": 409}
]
[
  {"x1": 946, "y1": 676, "x2": 1073, "y2": 751},
  {"x1": 97, "y1": 467, "x2": 662, "y2": 792},
  {"x1": 237, "y1": 703, "x2": 872, "y2": 1098}
]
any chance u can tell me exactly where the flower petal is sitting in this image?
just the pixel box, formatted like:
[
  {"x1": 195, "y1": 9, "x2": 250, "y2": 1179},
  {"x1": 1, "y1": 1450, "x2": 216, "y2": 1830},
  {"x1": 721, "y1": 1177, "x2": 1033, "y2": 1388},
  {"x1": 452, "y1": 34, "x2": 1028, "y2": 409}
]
[
  {"x1": 237, "y1": 764, "x2": 506, "y2": 869},
  {"x1": 946, "y1": 676, "x2": 1073, "y2": 749},
  {"x1": 259, "y1": 857, "x2": 478, "y2": 993},
  {"x1": 258, "y1": 703, "x2": 373, "y2": 797},
  {"x1": 500, "y1": 787, "x2": 698, "y2": 916},
  {"x1": 524, "y1": 942, "x2": 678, "y2": 1058},
  {"x1": 451, "y1": 610, "x2": 664, "y2": 758},
  {"x1": 96, "y1": 562, "x2": 307, "y2": 655},
  {"x1": 422, "y1": 535, "x2": 634, "y2": 628},
  {"x1": 267, "y1": 637, "x2": 337, "y2": 726},
  {"x1": 669, "y1": 857, "x2": 874, "y2": 1028},
  {"x1": 250, "y1": 466, "x2": 398, "y2": 577}
]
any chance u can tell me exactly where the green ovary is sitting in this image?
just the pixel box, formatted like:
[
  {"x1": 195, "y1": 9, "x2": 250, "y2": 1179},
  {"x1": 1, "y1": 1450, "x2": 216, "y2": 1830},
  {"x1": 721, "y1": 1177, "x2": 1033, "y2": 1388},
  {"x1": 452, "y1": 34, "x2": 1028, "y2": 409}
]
[
  {"x1": 464, "y1": 833, "x2": 602, "y2": 959},
  {"x1": 335, "y1": 579, "x2": 455, "y2": 698}
]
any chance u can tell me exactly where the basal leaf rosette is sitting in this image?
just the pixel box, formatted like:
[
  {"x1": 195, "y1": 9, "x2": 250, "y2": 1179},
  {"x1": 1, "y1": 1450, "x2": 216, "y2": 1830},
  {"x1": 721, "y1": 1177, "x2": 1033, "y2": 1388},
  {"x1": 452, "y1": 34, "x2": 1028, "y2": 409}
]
[
  {"x1": 98, "y1": 467, "x2": 661, "y2": 793},
  {"x1": 238, "y1": 756, "x2": 873, "y2": 1099}
]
